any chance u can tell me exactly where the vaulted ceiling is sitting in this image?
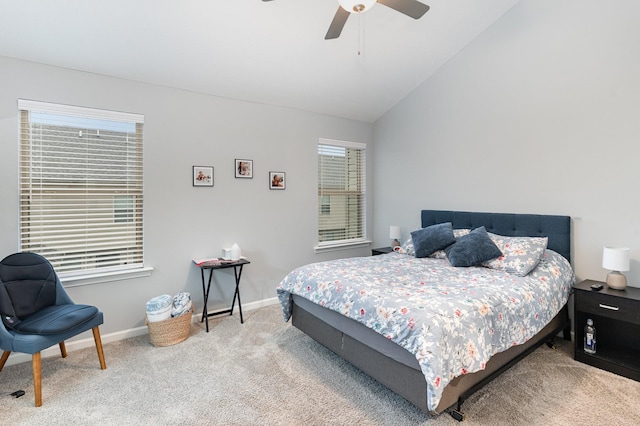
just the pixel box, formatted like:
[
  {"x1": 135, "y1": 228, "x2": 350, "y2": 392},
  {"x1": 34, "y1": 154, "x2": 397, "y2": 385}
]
[{"x1": 0, "y1": 0, "x2": 520, "y2": 122}]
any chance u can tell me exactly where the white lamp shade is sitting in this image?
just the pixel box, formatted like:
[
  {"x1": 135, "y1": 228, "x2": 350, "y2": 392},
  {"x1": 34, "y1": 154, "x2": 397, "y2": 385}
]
[
  {"x1": 338, "y1": 0, "x2": 376, "y2": 13},
  {"x1": 389, "y1": 226, "x2": 401, "y2": 240},
  {"x1": 602, "y1": 246, "x2": 630, "y2": 272}
]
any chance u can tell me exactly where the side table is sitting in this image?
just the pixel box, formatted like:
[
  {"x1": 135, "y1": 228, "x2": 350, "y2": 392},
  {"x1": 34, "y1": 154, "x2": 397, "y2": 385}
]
[
  {"x1": 197, "y1": 258, "x2": 250, "y2": 332},
  {"x1": 372, "y1": 247, "x2": 393, "y2": 256},
  {"x1": 573, "y1": 279, "x2": 640, "y2": 381}
]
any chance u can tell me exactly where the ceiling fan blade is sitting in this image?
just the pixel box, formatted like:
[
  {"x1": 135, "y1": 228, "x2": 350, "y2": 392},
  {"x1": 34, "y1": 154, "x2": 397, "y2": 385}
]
[
  {"x1": 325, "y1": 7, "x2": 351, "y2": 40},
  {"x1": 377, "y1": 0, "x2": 430, "y2": 19}
]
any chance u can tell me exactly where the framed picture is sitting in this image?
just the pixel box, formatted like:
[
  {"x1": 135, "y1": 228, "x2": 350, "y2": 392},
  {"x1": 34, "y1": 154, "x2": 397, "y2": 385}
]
[
  {"x1": 269, "y1": 171, "x2": 285, "y2": 190},
  {"x1": 193, "y1": 166, "x2": 213, "y2": 187},
  {"x1": 235, "y1": 159, "x2": 253, "y2": 178}
]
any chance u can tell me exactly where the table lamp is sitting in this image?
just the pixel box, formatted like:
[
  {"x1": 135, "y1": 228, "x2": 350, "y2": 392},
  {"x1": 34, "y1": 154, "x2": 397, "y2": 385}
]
[
  {"x1": 602, "y1": 246, "x2": 630, "y2": 290},
  {"x1": 390, "y1": 226, "x2": 401, "y2": 248}
]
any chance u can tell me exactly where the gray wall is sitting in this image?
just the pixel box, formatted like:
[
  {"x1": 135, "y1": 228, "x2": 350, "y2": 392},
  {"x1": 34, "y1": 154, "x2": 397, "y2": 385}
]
[
  {"x1": 3, "y1": 0, "x2": 639, "y2": 348},
  {"x1": 372, "y1": 0, "x2": 640, "y2": 286},
  {"x1": 0, "y1": 56, "x2": 373, "y2": 339}
]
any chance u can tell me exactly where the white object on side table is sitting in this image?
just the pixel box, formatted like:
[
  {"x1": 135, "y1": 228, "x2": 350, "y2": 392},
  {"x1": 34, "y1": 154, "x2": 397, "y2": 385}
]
[{"x1": 602, "y1": 246, "x2": 630, "y2": 290}]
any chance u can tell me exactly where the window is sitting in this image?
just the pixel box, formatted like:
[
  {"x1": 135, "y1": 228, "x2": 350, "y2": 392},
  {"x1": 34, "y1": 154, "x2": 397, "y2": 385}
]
[
  {"x1": 18, "y1": 99, "x2": 144, "y2": 277},
  {"x1": 114, "y1": 195, "x2": 135, "y2": 223},
  {"x1": 320, "y1": 195, "x2": 331, "y2": 215},
  {"x1": 317, "y1": 138, "x2": 366, "y2": 250}
]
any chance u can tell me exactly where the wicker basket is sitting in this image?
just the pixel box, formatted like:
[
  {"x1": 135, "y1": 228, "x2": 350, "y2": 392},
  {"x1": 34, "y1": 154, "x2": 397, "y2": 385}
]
[{"x1": 145, "y1": 306, "x2": 193, "y2": 347}]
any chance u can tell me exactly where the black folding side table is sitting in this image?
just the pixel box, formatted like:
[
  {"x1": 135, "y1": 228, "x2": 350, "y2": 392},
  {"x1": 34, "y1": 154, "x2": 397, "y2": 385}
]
[{"x1": 198, "y1": 258, "x2": 250, "y2": 332}]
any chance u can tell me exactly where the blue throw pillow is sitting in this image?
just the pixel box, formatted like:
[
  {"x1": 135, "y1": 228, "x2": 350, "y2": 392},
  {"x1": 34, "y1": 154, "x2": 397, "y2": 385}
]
[
  {"x1": 410, "y1": 222, "x2": 456, "y2": 258},
  {"x1": 445, "y1": 226, "x2": 502, "y2": 267}
]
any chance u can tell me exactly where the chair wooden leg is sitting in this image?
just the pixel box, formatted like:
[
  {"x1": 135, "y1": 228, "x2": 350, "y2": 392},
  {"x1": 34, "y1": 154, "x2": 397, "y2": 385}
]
[
  {"x1": 59, "y1": 341, "x2": 67, "y2": 358},
  {"x1": 92, "y1": 326, "x2": 107, "y2": 370},
  {"x1": 32, "y1": 352, "x2": 42, "y2": 407},
  {"x1": 0, "y1": 350, "x2": 11, "y2": 372}
]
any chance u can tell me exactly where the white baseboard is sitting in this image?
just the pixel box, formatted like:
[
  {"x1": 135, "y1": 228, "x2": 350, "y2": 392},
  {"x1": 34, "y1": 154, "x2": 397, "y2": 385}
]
[{"x1": 4, "y1": 297, "x2": 279, "y2": 367}]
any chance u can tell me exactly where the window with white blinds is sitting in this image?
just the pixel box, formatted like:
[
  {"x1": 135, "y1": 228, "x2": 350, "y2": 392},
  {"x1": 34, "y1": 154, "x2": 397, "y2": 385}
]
[
  {"x1": 317, "y1": 138, "x2": 366, "y2": 247},
  {"x1": 18, "y1": 99, "x2": 144, "y2": 277}
]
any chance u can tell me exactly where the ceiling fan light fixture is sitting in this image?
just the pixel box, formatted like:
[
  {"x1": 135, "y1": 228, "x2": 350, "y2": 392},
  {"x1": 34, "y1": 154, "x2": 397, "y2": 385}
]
[{"x1": 338, "y1": 0, "x2": 376, "y2": 13}]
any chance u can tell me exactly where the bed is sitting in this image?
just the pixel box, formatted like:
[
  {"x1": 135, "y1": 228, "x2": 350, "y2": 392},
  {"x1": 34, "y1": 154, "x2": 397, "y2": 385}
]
[{"x1": 277, "y1": 210, "x2": 574, "y2": 418}]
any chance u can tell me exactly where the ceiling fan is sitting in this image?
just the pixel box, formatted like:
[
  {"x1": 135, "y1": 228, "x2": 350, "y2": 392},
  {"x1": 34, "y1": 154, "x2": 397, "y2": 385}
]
[{"x1": 262, "y1": 0, "x2": 430, "y2": 40}]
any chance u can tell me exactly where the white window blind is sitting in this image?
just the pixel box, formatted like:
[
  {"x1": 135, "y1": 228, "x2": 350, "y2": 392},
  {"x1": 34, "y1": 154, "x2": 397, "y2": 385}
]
[
  {"x1": 18, "y1": 99, "x2": 144, "y2": 276},
  {"x1": 317, "y1": 138, "x2": 366, "y2": 246}
]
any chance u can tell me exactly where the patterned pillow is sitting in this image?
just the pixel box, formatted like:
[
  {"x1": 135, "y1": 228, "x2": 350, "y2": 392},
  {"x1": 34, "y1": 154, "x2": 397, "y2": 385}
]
[
  {"x1": 400, "y1": 238, "x2": 415, "y2": 256},
  {"x1": 445, "y1": 226, "x2": 502, "y2": 267},
  {"x1": 484, "y1": 233, "x2": 548, "y2": 276},
  {"x1": 453, "y1": 228, "x2": 471, "y2": 238}
]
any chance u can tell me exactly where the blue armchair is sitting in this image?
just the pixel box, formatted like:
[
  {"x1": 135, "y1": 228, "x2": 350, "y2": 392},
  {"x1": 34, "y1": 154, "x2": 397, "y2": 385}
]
[{"x1": 0, "y1": 252, "x2": 106, "y2": 406}]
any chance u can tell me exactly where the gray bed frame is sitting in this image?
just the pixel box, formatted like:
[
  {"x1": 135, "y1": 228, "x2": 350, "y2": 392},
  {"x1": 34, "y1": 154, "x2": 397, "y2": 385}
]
[{"x1": 290, "y1": 210, "x2": 572, "y2": 419}]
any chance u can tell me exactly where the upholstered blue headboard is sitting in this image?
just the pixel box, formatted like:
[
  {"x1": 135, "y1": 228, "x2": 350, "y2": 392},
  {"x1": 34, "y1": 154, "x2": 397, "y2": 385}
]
[{"x1": 421, "y1": 210, "x2": 571, "y2": 263}]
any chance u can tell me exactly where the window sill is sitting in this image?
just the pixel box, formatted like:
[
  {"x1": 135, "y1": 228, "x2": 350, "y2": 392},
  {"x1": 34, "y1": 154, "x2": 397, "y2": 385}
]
[
  {"x1": 60, "y1": 266, "x2": 154, "y2": 288},
  {"x1": 314, "y1": 240, "x2": 372, "y2": 254}
]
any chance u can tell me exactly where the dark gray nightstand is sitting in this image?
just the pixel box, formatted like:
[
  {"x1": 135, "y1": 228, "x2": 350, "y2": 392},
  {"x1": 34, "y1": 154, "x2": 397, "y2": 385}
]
[
  {"x1": 573, "y1": 279, "x2": 640, "y2": 381},
  {"x1": 371, "y1": 247, "x2": 393, "y2": 256}
]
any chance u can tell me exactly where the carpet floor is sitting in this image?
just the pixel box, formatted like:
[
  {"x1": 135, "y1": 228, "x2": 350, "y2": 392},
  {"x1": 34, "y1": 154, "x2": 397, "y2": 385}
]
[{"x1": 1, "y1": 304, "x2": 639, "y2": 425}]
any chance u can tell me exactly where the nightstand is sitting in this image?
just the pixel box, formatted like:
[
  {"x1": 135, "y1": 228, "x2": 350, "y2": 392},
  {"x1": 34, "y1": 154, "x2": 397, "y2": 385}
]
[
  {"x1": 371, "y1": 247, "x2": 393, "y2": 256},
  {"x1": 573, "y1": 279, "x2": 640, "y2": 381}
]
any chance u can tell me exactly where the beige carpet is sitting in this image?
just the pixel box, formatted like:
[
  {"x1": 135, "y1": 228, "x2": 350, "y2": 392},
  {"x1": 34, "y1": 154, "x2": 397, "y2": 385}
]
[{"x1": 1, "y1": 304, "x2": 639, "y2": 425}]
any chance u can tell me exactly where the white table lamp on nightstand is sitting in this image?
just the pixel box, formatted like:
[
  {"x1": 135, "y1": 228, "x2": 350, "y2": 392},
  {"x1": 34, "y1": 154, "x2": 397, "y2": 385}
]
[
  {"x1": 602, "y1": 246, "x2": 630, "y2": 290},
  {"x1": 390, "y1": 226, "x2": 401, "y2": 248}
]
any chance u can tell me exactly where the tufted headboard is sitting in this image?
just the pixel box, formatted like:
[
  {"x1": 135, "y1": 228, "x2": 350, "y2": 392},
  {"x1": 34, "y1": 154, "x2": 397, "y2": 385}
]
[{"x1": 421, "y1": 210, "x2": 571, "y2": 264}]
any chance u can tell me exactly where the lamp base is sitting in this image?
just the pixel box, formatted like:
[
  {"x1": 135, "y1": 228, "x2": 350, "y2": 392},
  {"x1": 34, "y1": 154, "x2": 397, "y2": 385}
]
[
  {"x1": 606, "y1": 271, "x2": 627, "y2": 290},
  {"x1": 391, "y1": 239, "x2": 401, "y2": 248}
]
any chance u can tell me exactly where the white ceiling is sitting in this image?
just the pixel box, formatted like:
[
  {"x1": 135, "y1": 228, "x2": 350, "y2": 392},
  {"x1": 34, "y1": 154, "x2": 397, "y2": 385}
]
[{"x1": 0, "y1": 0, "x2": 520, "y2": 122}]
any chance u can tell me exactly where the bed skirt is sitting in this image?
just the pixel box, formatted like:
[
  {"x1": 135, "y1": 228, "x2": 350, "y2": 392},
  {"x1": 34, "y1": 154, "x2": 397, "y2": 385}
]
[{"x1": 291, "y1": 294, "x2": 570, "y2": 414}]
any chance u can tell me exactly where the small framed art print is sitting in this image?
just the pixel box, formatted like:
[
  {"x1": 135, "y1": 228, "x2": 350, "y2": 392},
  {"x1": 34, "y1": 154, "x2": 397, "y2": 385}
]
[
  {"x1": 269, "y1": 172, "x2": 285, "y2": 190},
  {"x1": 193, "y1": 166, "x2": 213, "y2": 187},
  {"x1": 235, "y1": 159, "x2": 253, "y2": 178}
]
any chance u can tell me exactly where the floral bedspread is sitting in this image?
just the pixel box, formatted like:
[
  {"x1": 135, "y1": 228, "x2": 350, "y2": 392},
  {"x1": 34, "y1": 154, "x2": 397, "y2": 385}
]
[{"x1": 276, "y1": 250, "x2": 574, "y2": 411}]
